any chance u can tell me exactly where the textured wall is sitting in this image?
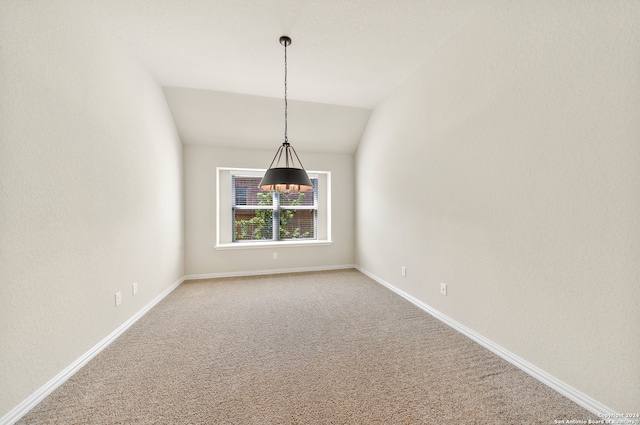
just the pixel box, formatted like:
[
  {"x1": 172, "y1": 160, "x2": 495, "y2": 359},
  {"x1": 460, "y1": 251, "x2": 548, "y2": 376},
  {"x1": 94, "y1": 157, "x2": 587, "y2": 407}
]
[
  {"x1": 355, "y1": 1, "x2": 640, "y2": 412},
  {"x1": 0, "y1": 1, "x2": 184, "y2": 417},
  {"x1": 184, "y1": 145, "x2": 355, "y2": 275}
]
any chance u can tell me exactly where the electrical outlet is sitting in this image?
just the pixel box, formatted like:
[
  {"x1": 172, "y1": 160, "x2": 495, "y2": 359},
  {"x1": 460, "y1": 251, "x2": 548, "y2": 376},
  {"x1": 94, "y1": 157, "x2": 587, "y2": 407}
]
[
  {"x1": 115, "y1": 291, "x2": 122, "y2": 306},
  {"x1": 401, "y1": 266, "x2": 406, "y2": 277},
  {"x1": 132, "y1": 282, "x2": 138, "y2": 295},
  {"x1": 440, "y1": 283, "x2": 447, "y2": 296},
  {"x1": 273, "y1": 252, "x2": 278, "y2": 260}
]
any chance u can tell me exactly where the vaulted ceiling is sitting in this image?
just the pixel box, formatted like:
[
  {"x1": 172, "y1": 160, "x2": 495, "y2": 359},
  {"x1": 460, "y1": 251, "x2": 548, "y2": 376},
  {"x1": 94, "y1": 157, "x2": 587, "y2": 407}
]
[{"x1": 97, "y1": 0, "x2": 489, "y2": 153}]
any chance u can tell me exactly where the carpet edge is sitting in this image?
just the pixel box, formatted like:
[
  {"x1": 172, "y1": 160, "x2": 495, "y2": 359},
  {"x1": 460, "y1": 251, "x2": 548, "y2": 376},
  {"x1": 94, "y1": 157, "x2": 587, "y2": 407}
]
[
  {"x1": 183, "y1": 264, "x2": 357, "y2": 281},
  {"x1": 353, "y1": 265, "x2": 617, "y2": 417},
  {"x1": 0, "y1": 276, "x2": 185, "y2": 425},
  {"x1": 2, "y1": 265, "x2": 355, "y2": 425}
]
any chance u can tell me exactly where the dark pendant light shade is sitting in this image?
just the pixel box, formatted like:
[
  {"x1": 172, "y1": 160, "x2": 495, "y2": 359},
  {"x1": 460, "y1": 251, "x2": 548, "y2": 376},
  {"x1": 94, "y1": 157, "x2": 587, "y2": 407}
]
[
  {"x1": 259, "y1": 142, "x2": 313, "y2": 192},
  {"x1": 259, "y1": 36, "x2": 313, "y2": 192}
]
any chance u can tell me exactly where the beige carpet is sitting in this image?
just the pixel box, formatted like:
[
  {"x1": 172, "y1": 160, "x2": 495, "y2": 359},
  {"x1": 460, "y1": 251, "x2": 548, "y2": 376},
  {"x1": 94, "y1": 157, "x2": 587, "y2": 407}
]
[{"x1": 18, "y1": 269, "x2": 597, "y2": 424}]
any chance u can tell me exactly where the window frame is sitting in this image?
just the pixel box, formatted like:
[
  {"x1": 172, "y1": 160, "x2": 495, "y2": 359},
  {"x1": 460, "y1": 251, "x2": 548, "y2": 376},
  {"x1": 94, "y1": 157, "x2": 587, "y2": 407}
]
[{"x1": 215, "y1": 167, "x2": 332, "y2": 250}]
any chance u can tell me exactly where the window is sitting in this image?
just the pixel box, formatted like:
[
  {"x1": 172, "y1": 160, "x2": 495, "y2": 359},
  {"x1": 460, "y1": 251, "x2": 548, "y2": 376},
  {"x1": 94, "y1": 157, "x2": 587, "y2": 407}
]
[
  {"x1": 232, "y1": 175, "x2": 318, "y2": 242},
  {"x1": 216, "y1": 168, "x2": 331, "y2": 249}
]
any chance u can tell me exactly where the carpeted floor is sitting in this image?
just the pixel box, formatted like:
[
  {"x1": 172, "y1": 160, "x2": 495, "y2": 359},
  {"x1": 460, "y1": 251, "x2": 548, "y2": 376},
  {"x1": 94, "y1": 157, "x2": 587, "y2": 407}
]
[{"x1": 17, "y1": 269, "x2": 597, "y2": 424}]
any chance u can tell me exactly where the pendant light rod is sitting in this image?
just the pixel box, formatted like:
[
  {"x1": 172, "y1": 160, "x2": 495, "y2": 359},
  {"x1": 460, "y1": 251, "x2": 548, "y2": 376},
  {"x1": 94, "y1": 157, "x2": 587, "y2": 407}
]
[
  {"x1": 281, "y1": 36, "x2": 291, "y2": 168},
  {"x1": 280, "y1": 35, "x2": 291, "y2": 150},
  {"x1": 277, "y1": 36, "x2": 307, "y2": 171},
  {"x1": 259, "y1": 35, "x2": 312, "y2": 192}
]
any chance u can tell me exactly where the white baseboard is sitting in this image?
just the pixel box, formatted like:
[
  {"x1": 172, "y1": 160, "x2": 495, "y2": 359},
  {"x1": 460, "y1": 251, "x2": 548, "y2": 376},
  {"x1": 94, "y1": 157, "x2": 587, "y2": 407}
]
[
  {"x1": 2, "y1": 264, "x2": 355, "y2": 425},
  {"x1": 354, "y1": 265, "x2": 616, "y2": 417},
  {"x1": 5, "y1": 264, "x2": 613, "y2": 424},
  {"x1": 0, "y1": 276, "x2": 185, "y2": 425},
  {"x1": 183, "y1": 264, "x2": 356, "y2": 281}
]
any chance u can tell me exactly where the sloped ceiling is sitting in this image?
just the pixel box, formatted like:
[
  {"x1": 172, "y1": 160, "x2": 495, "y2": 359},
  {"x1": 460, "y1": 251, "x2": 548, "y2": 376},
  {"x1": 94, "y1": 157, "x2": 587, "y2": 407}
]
[
  {"x1": 98, "y1": 0, "x2": 488, "y2": 152},
  {"x1": 162, "y1": 88, "x2": 372, "y2": 153}
]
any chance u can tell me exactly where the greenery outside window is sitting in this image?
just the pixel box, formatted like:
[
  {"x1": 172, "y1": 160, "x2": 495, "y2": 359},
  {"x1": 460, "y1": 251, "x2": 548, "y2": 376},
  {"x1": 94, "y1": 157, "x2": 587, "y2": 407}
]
[
  {"x1": 215, "y1": 167, "x2": 331, "y2": 249},
  {"x1": 232, "y1": 175, "x2": 318, "y2": 242}
]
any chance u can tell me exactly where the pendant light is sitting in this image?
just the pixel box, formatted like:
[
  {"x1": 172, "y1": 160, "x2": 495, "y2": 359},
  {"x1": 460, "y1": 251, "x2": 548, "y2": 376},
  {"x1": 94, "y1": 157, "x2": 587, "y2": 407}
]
[{"x1": 259, "y1": 36, "x2": 313, "y2": 192}]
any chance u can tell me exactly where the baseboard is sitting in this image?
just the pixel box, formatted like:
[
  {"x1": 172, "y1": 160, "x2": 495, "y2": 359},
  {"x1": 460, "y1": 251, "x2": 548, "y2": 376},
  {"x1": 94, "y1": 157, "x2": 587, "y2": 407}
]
[
  {"x1": 354, "y1": 265, "x2": 617, "y2": 417},
  {"x1": 2, "y1": 264, "x2": 356, "y2": 425},
  {"x1": 0, "y1": 276, "x2": 185, "y2": 425},
  {"x1": 183, "y1": 264, "x2": 356, "y2": 281},
  {"x1": 6, "y1": 264, "x2": 612, "y2": 424}
]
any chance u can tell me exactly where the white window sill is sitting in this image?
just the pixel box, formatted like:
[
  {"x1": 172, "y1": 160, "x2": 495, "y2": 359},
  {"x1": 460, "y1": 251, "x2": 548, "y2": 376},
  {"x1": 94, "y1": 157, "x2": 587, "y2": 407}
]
[{"x1": 215, "y1": 240, "x2": 333, "y2": 250}]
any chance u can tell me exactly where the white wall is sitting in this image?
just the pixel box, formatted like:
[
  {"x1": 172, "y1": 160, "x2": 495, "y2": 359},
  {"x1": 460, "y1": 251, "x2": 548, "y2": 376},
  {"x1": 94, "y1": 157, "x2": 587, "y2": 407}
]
[
  {"x1": 355, "y1": 1, "x2": 639, "y2": 412},
  {"x1": 0, "y1": 1, "x2": 184, "y2": 418},
  {"x1": 184, "y1": 145, "x2": 354, "y2": 275}
]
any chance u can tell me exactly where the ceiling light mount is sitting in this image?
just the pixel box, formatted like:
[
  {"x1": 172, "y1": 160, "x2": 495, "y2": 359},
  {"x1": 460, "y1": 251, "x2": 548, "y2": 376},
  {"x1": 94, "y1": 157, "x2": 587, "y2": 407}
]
[
  {"x1": 259, "y1": 35, "x2": 312, "y2": 192},
  {"x1": 279, "y1": 36, "x2": 291, "y2": 47}
]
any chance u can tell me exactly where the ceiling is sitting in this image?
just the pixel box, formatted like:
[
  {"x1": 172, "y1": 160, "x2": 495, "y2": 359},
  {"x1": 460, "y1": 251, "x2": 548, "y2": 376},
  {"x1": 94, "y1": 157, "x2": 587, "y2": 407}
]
[
  {"x1": 162, "y1": 87, "x2": 372, "y2": 154},
  {"x1": 97, "y1": 0, "x2": 488, "y2": 152}
]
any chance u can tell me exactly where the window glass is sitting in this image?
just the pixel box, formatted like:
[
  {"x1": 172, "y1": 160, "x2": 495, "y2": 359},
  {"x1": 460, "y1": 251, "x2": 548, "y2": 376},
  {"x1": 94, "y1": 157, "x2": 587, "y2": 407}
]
[{"x1": 232, "y1": 175, "x2": 317, "y2": 242}]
